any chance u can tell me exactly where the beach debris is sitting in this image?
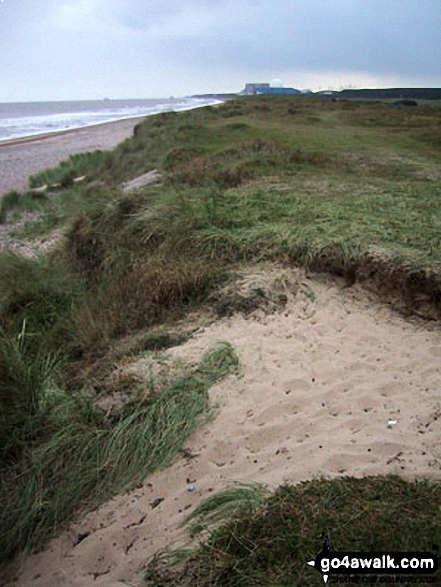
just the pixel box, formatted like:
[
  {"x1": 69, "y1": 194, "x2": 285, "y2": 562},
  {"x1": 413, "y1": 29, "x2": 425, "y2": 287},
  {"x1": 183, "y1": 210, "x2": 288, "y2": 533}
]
[
  {"x1": 387, "y1": 419, "x2": 398, "y2": 428},
  {"x1": 73, "y1": 175, "x2": 87, "y2": 183},
  {"x1": 125, "y1": 514, "x2": 147, "y2": 528},
  {"x1": 188, "y1": 484, "x2": 196, "y2": 492},
  {"x1": 74, "y1": 531, "x2": 91, "y2": 546},
  {"x1": 125, "y1": 538, "x2": 137, "y2": 554},
  {"x1": 92, "y1": 569, "x2": 111, "y2": 580},
  {"x1": 386, "y1": 451, "x2": 403, "y2": 465},
  {"x1": 30, "y1": 184, "x2": 48, "y2": 194},
  {"x1": 150, "y1": 497, "x2": 164, "y2": 509},
  {"x1": 179, "y1": 447, "x2": 200, "y2": 460},
  {"x1": 122, "y1": 169, "x2": 161, "y2": 192}
]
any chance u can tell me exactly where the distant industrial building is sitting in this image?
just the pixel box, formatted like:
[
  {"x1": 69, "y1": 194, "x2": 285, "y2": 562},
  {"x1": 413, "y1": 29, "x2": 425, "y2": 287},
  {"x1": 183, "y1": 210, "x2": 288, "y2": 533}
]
[
  {"x1": 256, "y1": 87, "x2": 301, "y2": 95},
  {"x1": 242, "y1": 80, "x2": 301, "y2": 95},
  {"x1": 243, "y1": 83, "x2": 270, "y2": 95}
]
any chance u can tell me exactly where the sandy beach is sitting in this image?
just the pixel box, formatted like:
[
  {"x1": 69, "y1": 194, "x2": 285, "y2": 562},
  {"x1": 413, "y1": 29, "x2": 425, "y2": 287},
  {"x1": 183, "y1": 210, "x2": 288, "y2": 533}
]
[
  {"x1": 4, "y1": 266, "x2": 441, "y2": 587},
  {"x1": 0, "y1": 117, "x2": 145, "y2": 196}
]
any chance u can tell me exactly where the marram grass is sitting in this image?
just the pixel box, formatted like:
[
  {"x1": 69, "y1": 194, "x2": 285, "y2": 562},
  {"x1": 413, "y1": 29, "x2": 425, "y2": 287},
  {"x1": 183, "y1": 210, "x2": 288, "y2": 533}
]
[{"x1": 0, "y1": 342, "x2": 238, "y2": 561}]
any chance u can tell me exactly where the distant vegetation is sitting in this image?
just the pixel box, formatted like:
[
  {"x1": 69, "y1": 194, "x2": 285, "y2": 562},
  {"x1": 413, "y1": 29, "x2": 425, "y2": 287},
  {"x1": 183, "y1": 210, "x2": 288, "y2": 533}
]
[
  {"x1": 1, "y1": 95, "x2": 441, "y2": 573},
  {"x1": 338, "y1": 87, "x2": 441, "y2": 100}
]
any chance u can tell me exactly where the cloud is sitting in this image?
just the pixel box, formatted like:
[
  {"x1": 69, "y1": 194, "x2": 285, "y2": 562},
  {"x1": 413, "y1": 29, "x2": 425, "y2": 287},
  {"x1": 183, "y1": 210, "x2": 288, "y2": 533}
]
[
  {"x1": 49, "y1": 0, "x2": 99, "y2": 30},
  {"x1": 1, "y1": 0, "x2": 440, "y2": 100},
  {"x1": 137, "y1": 0, "x2": 440, "y2": 90}
]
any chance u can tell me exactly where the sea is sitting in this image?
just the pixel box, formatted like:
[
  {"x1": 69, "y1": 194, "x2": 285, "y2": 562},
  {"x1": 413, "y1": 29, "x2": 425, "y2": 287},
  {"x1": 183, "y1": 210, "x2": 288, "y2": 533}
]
[{"x1": 0, "y1": 96, "x2": 223, "y2": 142}]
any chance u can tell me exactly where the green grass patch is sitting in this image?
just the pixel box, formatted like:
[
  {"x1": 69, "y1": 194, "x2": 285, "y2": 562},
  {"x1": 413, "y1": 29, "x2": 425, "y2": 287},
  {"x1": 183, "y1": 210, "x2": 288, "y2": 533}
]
[
  {"x1": 144, "y1": 477, "x2": 441, "y2": 586},
  {"x1": 0, "y1": 342, "x2": 238, "y2": 561},
  {"x1": 29, "y1": 150, "x2": 110, "y2": 189},
  {"x1": 0, "y1": 251, "x2": 84, "y2": 352},
  {"x1": 0, "y1": 190, "x2": 50, "y2": 223}
]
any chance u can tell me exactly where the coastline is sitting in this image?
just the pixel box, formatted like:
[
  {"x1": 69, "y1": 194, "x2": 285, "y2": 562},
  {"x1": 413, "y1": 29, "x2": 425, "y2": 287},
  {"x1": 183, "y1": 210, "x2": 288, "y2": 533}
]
[
  {"x1": 0, "y1": 113, "x2": 147, "y2": 147},
  {"x1": 0, "y1": 116, "x2": 146, "y2": 196}
]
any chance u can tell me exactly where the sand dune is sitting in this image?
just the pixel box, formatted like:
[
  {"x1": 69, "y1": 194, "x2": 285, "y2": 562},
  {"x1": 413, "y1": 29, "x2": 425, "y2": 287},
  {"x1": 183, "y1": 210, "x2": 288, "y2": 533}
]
[{"x1": 5, "y1": 267, "x2": 441, "y2": 587}]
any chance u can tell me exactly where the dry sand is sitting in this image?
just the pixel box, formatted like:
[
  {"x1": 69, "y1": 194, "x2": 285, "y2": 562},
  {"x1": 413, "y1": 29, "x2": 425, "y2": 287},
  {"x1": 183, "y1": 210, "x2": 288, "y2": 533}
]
[
  {"x1": 0, "y1": 117, "x2": 145, "y2": 196},
  {"x1": 5, "y1": 266, "x2": 441, "y2": 587}
]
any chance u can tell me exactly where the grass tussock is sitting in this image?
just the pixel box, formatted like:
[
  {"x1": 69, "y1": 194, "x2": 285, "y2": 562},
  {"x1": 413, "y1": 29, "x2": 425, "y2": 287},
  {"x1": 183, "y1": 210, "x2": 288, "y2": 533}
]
[
  {"x1": 70, "y1": 257, "x2": 219, "y2": 355},
  {"x1": 0, "y1": 342, "x2": 238, "y2": 561},
  {"x1": 165, "y1": 139, "x2": 330, "y2": 189},
  {"x1": 0, "y1": 252, "x2": 83, "y2": 347},
  {"x1": 0, "y1": 190, "x2": 49, "y2": 223},
  {"x1": 29, "y1": 150, "x2": 110, "y2": 189},
  {"x1": 0, "y1": 326, "x2": 62, "y2": 466},
  {"x1": 144, "y1": 477, "x2": 441, "y2": 586}
]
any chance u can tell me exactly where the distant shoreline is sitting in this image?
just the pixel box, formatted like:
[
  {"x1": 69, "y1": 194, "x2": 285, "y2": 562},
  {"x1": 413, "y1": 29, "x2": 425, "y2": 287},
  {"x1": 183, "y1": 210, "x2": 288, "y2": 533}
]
[
  {"x1": 0, "y1": 116, "x2": 146, "y2": 196},
  {"x1": 0, "y1": 115, "x2": 147, "y2": 149},
  {"x1": 0, "y1": 94, "x2": 226, "y2": 147}
]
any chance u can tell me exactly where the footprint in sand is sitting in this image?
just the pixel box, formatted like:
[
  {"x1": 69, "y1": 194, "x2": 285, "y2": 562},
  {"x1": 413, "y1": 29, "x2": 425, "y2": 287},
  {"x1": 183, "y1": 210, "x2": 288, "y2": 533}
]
[
  {"x1": 324, "y1": 451, "x2": 374, "y2": 473},
  {"x1": 254, "y1": 402, "x2": 301, "y2": 425},
  {"x1": 208, "y1": 440, "x2": 238, "y2": 467},
  {"x1": 283, "y1": 378, "x2": 312, "y2": 394}
]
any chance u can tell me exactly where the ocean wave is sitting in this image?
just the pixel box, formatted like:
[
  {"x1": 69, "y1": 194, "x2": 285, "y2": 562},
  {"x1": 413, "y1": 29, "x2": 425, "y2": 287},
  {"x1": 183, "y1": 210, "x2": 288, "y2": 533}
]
[{"x1": 0, "y1": 97, "x2": 222, "y2": 142}]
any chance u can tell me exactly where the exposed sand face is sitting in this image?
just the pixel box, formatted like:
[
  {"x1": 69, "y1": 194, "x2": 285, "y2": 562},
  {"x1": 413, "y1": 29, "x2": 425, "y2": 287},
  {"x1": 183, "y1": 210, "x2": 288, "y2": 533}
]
[
  {"x1": 5, "y1": 267, "x2": 441, "y2": 587},
  {"x1": 0, "y1": 117, "x2": 145, "y2": 196}
]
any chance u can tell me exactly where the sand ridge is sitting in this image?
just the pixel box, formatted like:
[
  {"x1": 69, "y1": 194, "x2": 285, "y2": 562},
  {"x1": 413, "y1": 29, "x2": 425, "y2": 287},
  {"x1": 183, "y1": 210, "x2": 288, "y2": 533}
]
[{"x1": 5, "y1": 267, "x2": 441, "y2": 587}]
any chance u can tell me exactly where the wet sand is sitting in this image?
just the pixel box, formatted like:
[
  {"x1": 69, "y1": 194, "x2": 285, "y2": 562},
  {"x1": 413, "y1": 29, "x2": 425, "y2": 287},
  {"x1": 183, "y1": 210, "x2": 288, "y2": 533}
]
[{"x1": 0, "y1": 117, "x2": 145, "y2": 196}]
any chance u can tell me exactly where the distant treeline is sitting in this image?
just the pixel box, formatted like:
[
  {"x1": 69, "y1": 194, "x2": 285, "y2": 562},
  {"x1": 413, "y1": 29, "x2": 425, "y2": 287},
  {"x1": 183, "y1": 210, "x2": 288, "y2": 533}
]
[
  {"x1": 197, "y1": 89, "x2": 441, "y2": 102},
  {"x1": 338, "y1": 88, "x2": 441, "y2": 100}
]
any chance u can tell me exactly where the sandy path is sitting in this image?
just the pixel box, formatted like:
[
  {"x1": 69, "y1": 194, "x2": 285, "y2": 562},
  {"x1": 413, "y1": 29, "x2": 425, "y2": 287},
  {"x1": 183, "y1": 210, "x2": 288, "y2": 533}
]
[
  {"x1": 5, "y1": 268, "x2": 441, "y2": 587},
  {"x1": 0, "y1": 117, "x2": 145, "y2": 196}
]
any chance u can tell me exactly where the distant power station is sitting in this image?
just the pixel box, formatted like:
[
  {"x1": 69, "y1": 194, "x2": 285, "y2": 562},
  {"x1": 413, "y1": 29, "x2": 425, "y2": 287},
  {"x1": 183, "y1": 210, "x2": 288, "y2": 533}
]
[
  {"x1": 242, "y1": 79, "x2": 301, "y2": 96},
  {"x1": 243, "y1": 83, "x2": 270, "y2": 95}
]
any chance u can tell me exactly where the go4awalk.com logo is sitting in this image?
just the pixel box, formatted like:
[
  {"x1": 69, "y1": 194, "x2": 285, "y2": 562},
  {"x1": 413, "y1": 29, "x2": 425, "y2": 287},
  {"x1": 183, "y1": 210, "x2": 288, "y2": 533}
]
[{"x1": 307, "y1": 535, "x2": 438, "y2": 584}]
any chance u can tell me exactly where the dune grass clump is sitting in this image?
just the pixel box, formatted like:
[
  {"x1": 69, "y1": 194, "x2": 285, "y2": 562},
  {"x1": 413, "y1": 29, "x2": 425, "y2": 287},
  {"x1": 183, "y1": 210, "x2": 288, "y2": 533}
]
[
  {"x1": 0, "y1": 342, "x2": 238, "y2": 561},
  {"x1": 164, "y1": 139, "x2": 291, "y2": 189},
  {"x1": 0, "y1": 251, "x2": 84, "y2": 355},
  {"x1": 70, "y1": 256, "x2": 221, "y2": 356},
  {"x1": 0, "y1": 326, "x2": 62, "y2": 467},
  {"x1": 144, "y1": 477, "x2": 441, "y2": 586},
  {"x1": 60, "y1": 188, "x2": 224, "y2": 354},
  {"x1": 0, "y1": 190, "x2": 49, "y2": 223},
  {"x1": 29, "y1": 150, "x2": 110, "y2": 189}
]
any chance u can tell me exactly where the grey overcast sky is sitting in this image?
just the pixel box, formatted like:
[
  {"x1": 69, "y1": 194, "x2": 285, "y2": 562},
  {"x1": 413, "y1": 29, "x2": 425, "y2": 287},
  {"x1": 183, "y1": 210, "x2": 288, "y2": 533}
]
[{"x1": 1, "y1": 0, "x2": 440, "y2": 101}]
